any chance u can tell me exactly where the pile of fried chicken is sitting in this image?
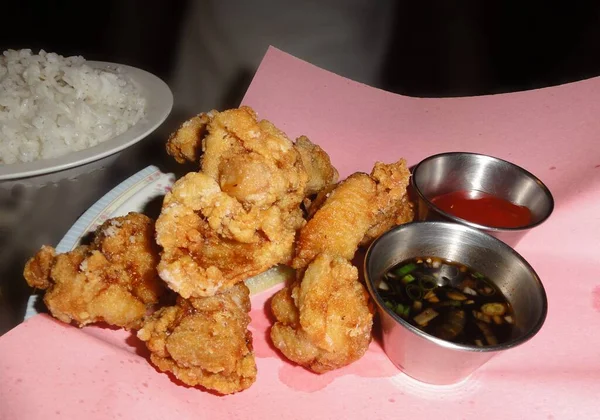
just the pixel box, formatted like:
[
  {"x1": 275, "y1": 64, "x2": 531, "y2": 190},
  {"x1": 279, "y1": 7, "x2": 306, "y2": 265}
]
[{"x1": 23, "y1": 106, "x2": 413, "y2": 394}]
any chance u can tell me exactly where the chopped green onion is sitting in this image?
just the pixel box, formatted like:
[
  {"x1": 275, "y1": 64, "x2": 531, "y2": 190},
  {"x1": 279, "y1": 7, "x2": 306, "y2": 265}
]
[
  {"x1": 406, "y1": 284, "x2": 422, "y2": 300},
  {"x1": 473, "y1": 272, "x2": 485, "y2": 279},
  {"x1": 402, "y1": 274, "x2": 416, "y2": 284},
  {"x1": 394, "y1": 263, "x2": 417, "y2": 277},
  {"x1": 395, "y1": 303, "x2": 409, "y2": 318},
  {"x1": 384, "y1": 301, "x2": 394, "y2": 310}
]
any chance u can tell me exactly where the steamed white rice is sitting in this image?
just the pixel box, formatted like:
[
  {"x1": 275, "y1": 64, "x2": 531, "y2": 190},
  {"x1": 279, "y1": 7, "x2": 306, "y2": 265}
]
[{"x1": 0, "y1": 49, "x2": 146, "y2": 165}]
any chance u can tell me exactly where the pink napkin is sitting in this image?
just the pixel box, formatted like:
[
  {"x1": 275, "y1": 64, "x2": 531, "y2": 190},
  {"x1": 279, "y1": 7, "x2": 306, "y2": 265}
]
[{"x1": 2, "y1": 47, "x2": 599, "y2": 420}]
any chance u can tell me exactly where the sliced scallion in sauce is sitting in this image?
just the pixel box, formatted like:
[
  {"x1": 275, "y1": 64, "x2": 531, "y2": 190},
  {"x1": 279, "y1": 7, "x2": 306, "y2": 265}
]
[{"x1": 378, "y1": 256, "x2": 516, "y2": 346}]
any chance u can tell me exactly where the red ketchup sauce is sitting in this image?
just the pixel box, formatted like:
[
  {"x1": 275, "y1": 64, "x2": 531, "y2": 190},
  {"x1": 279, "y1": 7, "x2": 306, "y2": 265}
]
[{"x1": 430, "y1": 190, "x2": 532, "y2": 228}]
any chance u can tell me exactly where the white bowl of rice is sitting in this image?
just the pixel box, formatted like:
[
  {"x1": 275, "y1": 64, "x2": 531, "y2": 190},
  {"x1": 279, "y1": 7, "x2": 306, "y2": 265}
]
[{"x1": 0, "y1": 49, "x2": 173, "y2": 181}]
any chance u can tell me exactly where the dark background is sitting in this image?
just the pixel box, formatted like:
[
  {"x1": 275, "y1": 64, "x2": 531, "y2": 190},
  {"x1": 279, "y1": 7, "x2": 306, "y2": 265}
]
[{"x1": 2, "y1": 1, "x2": 600, "y2": 100}]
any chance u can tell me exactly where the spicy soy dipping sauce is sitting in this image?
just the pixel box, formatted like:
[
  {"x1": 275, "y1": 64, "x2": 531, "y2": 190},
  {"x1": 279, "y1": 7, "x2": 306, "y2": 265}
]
[{"x1": 377, "y1": 257, "x2": 516, "y2": 346}]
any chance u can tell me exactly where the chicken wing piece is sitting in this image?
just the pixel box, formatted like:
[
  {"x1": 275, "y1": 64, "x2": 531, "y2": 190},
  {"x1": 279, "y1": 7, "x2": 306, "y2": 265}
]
[
  {"x1": 137, "y1": 283, "x2": 257, "y2": 395},
  {"x1": 23, "y1": 213, "x2": 164, "y2": 330},
  {"x1": 293, "y1": 158, "x2": 413, "y2": 269},
  {"x1": 270, "y1": 254, "x2": 373, "y2": 373}
]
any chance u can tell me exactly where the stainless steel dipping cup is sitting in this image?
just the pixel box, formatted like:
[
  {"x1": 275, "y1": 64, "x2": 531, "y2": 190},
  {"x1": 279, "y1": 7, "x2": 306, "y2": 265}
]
[
  {"x1": 411, "y1": 152, "x2": 554, "y2": 248},
  {"x1": 364, "y1": 221, "x2": 548, "y2": 385}
]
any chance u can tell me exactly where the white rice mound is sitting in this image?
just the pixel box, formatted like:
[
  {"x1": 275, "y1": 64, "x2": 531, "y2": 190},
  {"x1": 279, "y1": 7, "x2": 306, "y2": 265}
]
[{"x1": 0, "y1": 49, "x2": 146, "y2": 165}]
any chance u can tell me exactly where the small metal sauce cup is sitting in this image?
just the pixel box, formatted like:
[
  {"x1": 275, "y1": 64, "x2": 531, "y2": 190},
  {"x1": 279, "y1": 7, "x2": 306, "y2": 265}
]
[
  {"x1": 364, "y1": 221, "x2": 548, "y2": 385},
  {"x1": 411, "y1": 152, "x2": 554, "y2": 247}
]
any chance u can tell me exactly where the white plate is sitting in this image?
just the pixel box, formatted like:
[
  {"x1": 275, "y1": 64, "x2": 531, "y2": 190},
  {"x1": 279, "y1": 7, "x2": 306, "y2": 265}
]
[
  {"x1": 25, "y1": 165, "x2": 291, "y2": 319},
  {"x1": 0, "y1": 61, "x2": 173, "y2": 181}
]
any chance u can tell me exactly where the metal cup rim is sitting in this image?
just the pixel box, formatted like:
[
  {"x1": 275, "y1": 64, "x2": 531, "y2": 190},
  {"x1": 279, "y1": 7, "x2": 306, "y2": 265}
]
[
  {"x1": 411, "y1": 152, "x2": 555, "y2": 232},
  {"x1": 364, "y1": 221, "x2": 548, "y2": 353}
]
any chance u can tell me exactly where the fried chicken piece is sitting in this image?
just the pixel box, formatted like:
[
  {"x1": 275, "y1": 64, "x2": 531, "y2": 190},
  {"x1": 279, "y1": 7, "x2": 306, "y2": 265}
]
[
  {"x1": 293, "y1": 173, "x2": 374, "y2": 269},
  {"x1": 270, "y1": 159, "x2": 412, "y2": 372},
  {"x1": 166, "y1": 112, "x2": 212, "y2": 164},
  {"x1": 293, "y1": 158, "x2": 413, "y2": 269},
  {"x1": 156, "y1": 107, "x2": 316, "y2": 298},
  {"x1": 23, "y1": 213, "x2": 164, "y2": 329},
  {"x1": 137, "y1": 283, "x2": 257, "y2": 395},
  {"x1": 270, "y1": 254, "x2": 373, "y2": 373},
  {"x1": 294, "y1": 135, "x2": 339, "y2": 197},
  {"x1": 165, "y1": 107, "x2": 339, "y2": 202},
  {"x1": 200, "y1": 107, "x2": 308, "y2": 211},
  {"x1": 156, "y1": 172, "x2": 299, "y2": 298}
]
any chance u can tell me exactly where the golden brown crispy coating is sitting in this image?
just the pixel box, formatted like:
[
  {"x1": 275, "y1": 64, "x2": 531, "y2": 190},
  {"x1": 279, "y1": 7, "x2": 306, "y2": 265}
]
[
  {"x1": 156, "y1": 107, "x2": 315, "y2": 298},
  {"x1": 23, "y1": 245, "x2": 55, "y2": 290},
  {"x1": 166, "y1": 112, "x2": 212, "y2": 164},
  {"x1": 200, "y1": 107, "x2": 308, "y2": 210},
  {"x1": 294, "y1": 135, "x2": 339, "y2": 197},
  {"x1": 270, "y1": 254, "x2": 373, "y2": 373},
  {"x1": 165, "y1": 107, "x2": 339, "y2": 203},
  {"x1": 293, "y1": 159, "x2": 413, "y2": 269},
  {"x1": 137, "y1": 283, "x2": 257, "y2": 395},
  {"x1": 155, "y1": 172, "x2": 299, "y2": 298},
  {"x1": 23, "y1": 213, "x2": 164, "y2": 330},
  {"x1": 293, "y1": 173, "x2": 376, "y2": 269},
  {"x1": 360, "y1": 159, "x2": 414, "y2": 245}
]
